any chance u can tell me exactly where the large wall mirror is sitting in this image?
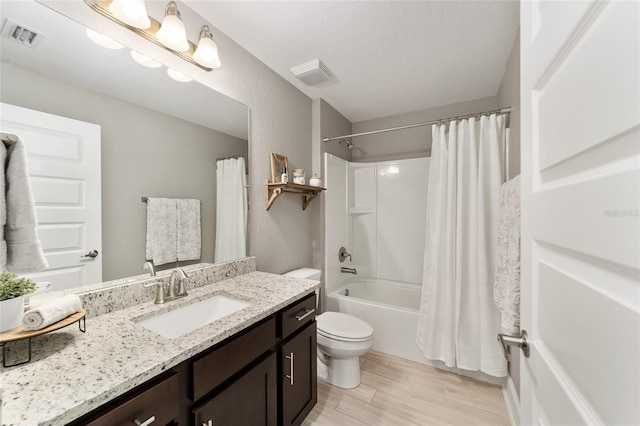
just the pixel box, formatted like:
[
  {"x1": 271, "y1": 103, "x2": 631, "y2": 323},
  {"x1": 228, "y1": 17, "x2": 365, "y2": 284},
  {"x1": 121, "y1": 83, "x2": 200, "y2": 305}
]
[{"x1": 0, "y1": 1, "x2": 249, "y2": 290}]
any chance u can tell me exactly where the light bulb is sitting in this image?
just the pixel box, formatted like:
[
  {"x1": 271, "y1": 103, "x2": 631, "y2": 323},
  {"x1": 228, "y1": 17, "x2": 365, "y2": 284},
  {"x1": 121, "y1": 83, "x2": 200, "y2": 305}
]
[
  {"x1": 108, "y1": 0, "x2": 150, "y2": 29},
  {"x1": 193, "y1": 26, "x2": 221, "y2": 69},
  {"x1": 156, "y1": 2, "x2": 189, "y2": 52}
]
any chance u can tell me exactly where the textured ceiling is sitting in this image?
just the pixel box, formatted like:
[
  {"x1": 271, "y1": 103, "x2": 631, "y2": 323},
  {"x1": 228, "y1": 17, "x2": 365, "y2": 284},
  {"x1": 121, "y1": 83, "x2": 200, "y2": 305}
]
[{"x1": 186, "y1": 1, "x2": 519, "y2": 122}]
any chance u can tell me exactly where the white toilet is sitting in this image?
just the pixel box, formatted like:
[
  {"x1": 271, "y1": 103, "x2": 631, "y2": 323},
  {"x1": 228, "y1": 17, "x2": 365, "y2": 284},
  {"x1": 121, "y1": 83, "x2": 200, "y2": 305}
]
[{"x1": 284, "y1": 268, "x2": 374, "y2": 389}]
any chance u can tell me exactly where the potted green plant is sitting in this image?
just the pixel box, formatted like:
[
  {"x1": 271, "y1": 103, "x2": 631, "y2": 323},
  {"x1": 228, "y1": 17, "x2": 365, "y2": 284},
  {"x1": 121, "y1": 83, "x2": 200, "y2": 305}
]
[{"x1": 0, "y1": 272, "x2": 37, "y2": 332}]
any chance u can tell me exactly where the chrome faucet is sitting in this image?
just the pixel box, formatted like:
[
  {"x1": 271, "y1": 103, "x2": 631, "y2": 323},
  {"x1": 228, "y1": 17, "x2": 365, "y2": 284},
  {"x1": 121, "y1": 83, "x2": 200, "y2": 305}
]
[
  {"x1": 340, "y1": 267, "x2": 357, "y2": 275},
  {"x1": 143, "y1": 268, "x2": 188, "y2": 304},
  {"x1": 167, "y1": 268, "x2": 188, "y2": 300},
  {"x1": 142, "y1": 261, "x2": 156, "y2": 277}
]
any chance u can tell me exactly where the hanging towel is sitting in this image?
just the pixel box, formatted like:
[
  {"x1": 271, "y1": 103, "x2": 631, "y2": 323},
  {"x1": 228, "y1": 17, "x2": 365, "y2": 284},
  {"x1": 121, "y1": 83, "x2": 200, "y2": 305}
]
[
  {"x1": 493, "y1": 174, "x2": 521, "y2": 335},
  {"x1": 145, "y1": 197, "x2": 178, "y2": 266},
  {"x1": 177, "y1": 198, "x2": 201, "y2": 261},
  {"x1": 22, "y1": 294, "x2": 82, "y2": 330},
  {"x1": 1, "y1": 133, "x2": 48, "y2": 273}
]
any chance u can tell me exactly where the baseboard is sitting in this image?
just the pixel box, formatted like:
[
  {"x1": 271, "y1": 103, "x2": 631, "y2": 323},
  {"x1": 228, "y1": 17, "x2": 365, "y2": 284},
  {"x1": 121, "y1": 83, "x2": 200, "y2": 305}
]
[{"x1": 502, "y1": 375, "x2": 520, "y2": 426}]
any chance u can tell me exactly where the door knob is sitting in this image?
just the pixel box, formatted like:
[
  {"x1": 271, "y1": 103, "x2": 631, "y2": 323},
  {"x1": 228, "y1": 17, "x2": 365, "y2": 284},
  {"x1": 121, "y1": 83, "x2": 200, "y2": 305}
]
[
  {"x1": 81, "y1": 249, "x2": 99, "y2": 259},
  {"x1": 497, "y1": 330, "x2": 530, "y2": 360}
]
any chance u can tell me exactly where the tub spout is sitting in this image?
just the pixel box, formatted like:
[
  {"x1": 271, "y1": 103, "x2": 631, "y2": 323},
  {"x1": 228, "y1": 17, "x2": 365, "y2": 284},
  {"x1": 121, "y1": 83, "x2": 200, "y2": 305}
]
[{"x1": 341, "y1": 267, "x2": 357, "y2": 275}]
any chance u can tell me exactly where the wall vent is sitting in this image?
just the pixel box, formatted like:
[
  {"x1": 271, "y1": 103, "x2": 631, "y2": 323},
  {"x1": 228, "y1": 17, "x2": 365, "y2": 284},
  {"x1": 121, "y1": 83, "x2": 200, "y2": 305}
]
[
  {"x1": 1, "y1": 18, "x2": 45, "y2": 48},
  {"x1": 290, "y1": 59, "x2": 335, "y2": 85}
]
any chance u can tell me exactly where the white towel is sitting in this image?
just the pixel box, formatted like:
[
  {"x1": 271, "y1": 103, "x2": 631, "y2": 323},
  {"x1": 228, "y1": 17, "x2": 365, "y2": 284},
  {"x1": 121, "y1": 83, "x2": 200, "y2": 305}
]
[
  {"x1": 177, "y1": 198, "x2": 201, "y2": 261},
  {"x1": 1, "y1": 133, "x2": 48, "y2": 273},
  {"x1": 22, "y1": 294, "x2": 82, "y2": 331},
  {"x1": 493, "y1": 175, "x2": 521, "y2": 335},
  {"x1": 145, "y1": 198, "x2": 178, "y2": 266}
]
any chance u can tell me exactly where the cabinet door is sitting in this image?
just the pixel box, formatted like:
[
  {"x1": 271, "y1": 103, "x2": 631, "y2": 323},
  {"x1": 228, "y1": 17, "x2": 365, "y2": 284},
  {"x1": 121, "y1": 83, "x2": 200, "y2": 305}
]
[
  {"x1": 281, "y1": 322, "x2": 317, "y2": 426},
  {"x1": 193, "y1": 353, "x2": 277, "y2": 426}
]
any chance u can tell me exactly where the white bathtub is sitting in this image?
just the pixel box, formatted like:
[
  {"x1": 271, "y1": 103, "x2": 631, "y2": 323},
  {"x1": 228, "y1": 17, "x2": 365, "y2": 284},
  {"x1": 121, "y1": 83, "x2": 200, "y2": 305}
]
[{"x1": 325, "y1": 277, "x2": 427, "y2": 364}]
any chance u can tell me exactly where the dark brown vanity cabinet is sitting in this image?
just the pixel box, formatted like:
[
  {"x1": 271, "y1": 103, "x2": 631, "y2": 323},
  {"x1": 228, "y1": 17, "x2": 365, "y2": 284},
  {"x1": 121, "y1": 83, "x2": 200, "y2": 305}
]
[
  {"x1": 69, "y1": 293, "x2": 317, "y2": 426},
  {"x1": 193, "y1": 352, "x2": 278, "y2": 426},
  {"x1": 279, "y1": 294, "x2": 318, "y2": 426},
  {"x1": 281, "y1": 323, "x2": 317, "y2": 426}
]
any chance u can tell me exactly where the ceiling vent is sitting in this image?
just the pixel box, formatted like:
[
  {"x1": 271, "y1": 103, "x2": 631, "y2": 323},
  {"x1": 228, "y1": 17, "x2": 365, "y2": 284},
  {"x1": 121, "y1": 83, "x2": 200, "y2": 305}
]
[
  {"x1": 1, "y1": 18, "x2": 45, "y2": 48},
  {"x1": 290, "y1": 59, "x2": 334, "y2": 85}
]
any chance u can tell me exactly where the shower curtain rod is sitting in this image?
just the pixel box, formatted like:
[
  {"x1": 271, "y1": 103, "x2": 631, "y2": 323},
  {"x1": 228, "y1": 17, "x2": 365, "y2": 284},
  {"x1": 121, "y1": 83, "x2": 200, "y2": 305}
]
[{"x1": 322, "y1": 107, "x2": 511, "y2": 142}]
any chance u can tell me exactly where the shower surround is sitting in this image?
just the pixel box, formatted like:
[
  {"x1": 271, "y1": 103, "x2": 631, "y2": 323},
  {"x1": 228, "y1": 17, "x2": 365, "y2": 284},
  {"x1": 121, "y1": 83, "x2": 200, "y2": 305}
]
[{"x1": 324, "y1": 153, "x2": 429, "y2": 360}]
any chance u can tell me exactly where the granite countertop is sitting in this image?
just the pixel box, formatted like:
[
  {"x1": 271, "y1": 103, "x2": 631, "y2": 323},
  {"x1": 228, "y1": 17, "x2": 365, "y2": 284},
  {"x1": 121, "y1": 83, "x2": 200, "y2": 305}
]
[{"x1": 1, "y1": 271, "x2": 319, "y2": 426}]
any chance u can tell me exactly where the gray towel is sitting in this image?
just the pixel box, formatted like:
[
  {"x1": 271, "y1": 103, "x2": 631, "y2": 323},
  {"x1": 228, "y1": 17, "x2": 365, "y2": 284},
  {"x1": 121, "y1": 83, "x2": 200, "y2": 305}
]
[
  {"x1": 2, "y1": 133, "x2": 48, "y2": 273},
  {"x1": 177, "y1": 198, "x2": 201, "y2": 261},
  {"x1": 145, "y1": 197, "x2": 178, "y2": 266}
]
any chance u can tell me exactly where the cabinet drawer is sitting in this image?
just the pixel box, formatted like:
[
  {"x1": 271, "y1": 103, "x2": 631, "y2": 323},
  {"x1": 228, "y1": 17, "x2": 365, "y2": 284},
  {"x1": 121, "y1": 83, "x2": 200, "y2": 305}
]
[
  {"x1": 86, "y1": 373, "x2": 178, "y2": 426},
  {"x1": 280, "y1": 293, "x2": 316, "y2": 340},
  {"x1": 193, "y1": 317, "x2": 276, "y2": 401}
]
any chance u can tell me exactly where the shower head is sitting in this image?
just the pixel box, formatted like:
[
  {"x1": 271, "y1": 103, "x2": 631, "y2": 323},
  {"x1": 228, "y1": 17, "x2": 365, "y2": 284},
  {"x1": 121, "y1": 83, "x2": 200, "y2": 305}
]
[{"x1": 339, "y1": 138, "x2": 355, "y2": 150}]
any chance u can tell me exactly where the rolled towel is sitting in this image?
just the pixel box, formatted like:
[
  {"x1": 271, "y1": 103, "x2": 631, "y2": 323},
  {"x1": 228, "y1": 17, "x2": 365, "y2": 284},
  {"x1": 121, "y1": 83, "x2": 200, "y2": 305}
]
[{"x1": 22, "y1": 294, "x2": 82, "y2": 331}]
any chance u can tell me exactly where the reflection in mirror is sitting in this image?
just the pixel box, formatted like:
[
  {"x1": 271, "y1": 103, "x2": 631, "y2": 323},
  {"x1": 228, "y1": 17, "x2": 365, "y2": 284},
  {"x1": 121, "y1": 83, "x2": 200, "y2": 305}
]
[{"x1": 0, "y1": 1, "x2": 249, "y2": 291}]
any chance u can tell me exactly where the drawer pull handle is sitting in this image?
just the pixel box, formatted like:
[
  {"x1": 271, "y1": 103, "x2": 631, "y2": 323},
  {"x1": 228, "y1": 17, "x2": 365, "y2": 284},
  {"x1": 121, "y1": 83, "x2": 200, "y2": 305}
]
[
  {"x1": 295, "y1": 308, "x2": 315, "y2": 322},
  {"x1": 133, "y1": 416, "x2": 155, "y2": 426},
  {"x1": 285, "y1": 352, "x2": 294, "y2": 386}
]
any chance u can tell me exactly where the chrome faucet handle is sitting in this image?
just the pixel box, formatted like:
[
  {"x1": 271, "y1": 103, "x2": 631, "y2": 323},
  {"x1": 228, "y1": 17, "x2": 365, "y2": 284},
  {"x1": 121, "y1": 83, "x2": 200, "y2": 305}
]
[
  {"x1": 144, "y1": 280, "x2": 165, "y2": 304},
  {"x1": 339, "y1": 247, "x2": 352, "y2": 263}
]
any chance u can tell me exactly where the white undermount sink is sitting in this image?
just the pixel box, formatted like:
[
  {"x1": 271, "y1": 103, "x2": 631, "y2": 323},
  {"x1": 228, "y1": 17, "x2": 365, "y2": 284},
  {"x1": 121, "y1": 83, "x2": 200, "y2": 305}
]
[{"x1": 136, "y1": 294, "x2": 251, "y2": 339}]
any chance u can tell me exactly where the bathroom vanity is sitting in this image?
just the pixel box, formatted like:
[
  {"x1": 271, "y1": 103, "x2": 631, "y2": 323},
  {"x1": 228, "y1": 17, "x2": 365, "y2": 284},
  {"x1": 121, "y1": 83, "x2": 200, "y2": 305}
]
[{"x1": 0, "y1": 261, "x2": 319, "y2": 426}]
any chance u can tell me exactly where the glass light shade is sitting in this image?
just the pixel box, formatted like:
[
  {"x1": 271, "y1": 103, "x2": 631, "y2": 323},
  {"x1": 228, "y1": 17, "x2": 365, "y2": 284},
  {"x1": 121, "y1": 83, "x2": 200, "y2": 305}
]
[
  {"x1": 167, "y1": 68, "x2": 192, "y2": 82},
  {"x1": 156, "y1": 14, "x2": 189, "y2": 52},
  {"x1": 193, "y1": 36, "x2": 221, "y2": 69},
  {"x1": 130, "y1": 50, "x2": 162, "y2": 68},
  {"x1": 108, "y1": 0, "x2": 151, "y2": 29},
  {"x1": 86, "y1": 28, "x2": 124, "y2": 50}
]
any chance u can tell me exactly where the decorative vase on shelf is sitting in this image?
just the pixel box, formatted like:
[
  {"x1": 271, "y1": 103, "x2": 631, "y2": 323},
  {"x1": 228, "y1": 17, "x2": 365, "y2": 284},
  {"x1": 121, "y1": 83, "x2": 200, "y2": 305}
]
[{"x1": 309, "y1": 173, "x2": 322, "y2": 187}]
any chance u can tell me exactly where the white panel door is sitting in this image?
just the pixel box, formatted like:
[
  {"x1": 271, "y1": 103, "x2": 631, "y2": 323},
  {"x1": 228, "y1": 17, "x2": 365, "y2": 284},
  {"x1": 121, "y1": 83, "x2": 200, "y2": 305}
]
[
  {"x1": 1, "y1": 103, "x2": 102, "y2": 289},
  {"x1": 520, "y1": 1, "x2": 639, "y2": 425}
]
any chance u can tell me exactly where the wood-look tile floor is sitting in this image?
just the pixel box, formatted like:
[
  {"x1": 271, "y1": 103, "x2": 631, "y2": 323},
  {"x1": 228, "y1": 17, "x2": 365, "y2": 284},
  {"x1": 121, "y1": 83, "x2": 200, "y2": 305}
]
[{"x1": 304, "y1": 350, "x2": 510, "y2": 426}]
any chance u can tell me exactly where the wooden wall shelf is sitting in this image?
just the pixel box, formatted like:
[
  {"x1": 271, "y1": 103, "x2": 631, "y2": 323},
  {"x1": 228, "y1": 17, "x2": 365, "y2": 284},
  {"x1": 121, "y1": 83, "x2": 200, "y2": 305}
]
[{"x1": 266, "y1": 180, "x2": 326, "y2": 211}]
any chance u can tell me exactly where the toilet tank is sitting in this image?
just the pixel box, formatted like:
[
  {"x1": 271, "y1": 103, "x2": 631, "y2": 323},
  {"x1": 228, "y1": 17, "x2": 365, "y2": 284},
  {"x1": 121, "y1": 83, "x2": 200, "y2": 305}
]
[
  {"x1": 284, "y1": 268, "x2": 321, "y2": 310},
  {"x1": 283, "y1": 268, "x2": 321, "y2": 281}
]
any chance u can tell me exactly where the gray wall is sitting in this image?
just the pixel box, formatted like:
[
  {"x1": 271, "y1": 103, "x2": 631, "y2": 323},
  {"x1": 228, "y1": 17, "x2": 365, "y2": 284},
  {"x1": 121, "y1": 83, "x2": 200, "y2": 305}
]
[
  {"x1": 0, "y1": 61, "x2": 247, "y2": 281},
  {"x1": 45, "y1": 2, "x2": 314, "y2": 275},
  {"x1": 351, "y1": 96, "x2": 498, "y2": 162},
  {"x1": 311, "y1": 99, "x2": 352, "y2": 311},
  {"x1": 497, "y1": 31, "x2": 522, "y2": 396}
]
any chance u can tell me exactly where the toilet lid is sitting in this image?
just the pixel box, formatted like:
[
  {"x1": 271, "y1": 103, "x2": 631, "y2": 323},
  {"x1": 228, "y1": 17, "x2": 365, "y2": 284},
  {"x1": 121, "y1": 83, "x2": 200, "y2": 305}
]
[{"x1": 317, "y1": 312, "x2": 373, "y2": 341}]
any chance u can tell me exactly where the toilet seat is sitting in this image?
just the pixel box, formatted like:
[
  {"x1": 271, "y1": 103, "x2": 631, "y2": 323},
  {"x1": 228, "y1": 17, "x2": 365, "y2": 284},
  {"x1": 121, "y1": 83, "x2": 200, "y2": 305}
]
[{"x1": 317, "y1": 312, "x2": 373, "y2": 342}]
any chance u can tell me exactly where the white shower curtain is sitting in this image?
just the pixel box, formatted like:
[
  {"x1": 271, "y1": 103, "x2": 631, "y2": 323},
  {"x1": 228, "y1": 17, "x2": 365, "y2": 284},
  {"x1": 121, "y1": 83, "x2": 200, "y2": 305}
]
[
  {"x1": 416, "y1": 114, "x2": 507, "y2": 377},
  {"x1": 214, "y1": 157, "x2": 248, "y2": 263}
]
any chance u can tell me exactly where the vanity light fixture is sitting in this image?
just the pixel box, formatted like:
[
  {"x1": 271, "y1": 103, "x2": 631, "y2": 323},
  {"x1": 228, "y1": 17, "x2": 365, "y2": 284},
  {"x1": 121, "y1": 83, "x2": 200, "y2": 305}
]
[
  {"x1": 85, "y1": 0, "x2": 221, "y2": 71},
  {"x1": 156, "y1": 1, "x2": 189, "y2": 52},
  {"x1": 193, "y1": 25, "x2": 221, "y2": 69},
  {"x1": 131, "y1": 50, "x2": 162, "y2": 68},
  {"x1": 86, "y1": 28, "x2": 124, "y2": 50},
  {"x1": 108, "y1": 0, "x2": 150, "y2": 29}
]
